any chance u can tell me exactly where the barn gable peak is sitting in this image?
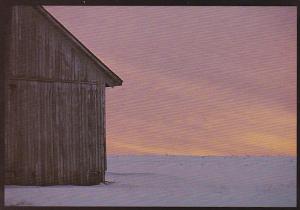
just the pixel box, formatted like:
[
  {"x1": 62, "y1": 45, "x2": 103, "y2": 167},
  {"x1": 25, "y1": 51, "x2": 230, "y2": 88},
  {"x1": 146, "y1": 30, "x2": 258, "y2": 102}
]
[{"x1": 35, "y1": 6, "x2": 122, "y2": 87}]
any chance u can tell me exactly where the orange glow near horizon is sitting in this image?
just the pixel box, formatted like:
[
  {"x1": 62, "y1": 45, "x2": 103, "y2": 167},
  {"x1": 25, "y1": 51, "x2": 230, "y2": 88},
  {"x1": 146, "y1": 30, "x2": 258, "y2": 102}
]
[{"x1": 45, "y1": 6, "x2": 297, "y2": 157}]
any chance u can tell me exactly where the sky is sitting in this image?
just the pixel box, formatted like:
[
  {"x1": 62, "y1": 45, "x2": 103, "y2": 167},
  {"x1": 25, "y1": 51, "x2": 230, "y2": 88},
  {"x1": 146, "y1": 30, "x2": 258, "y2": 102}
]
[{"x1": 45, "y1": 6, "x2": 296, "y2": 156}]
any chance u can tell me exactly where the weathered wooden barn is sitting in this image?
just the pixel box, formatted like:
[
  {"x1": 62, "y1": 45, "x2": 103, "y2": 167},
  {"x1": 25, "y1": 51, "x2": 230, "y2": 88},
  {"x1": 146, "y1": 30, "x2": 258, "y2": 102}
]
[{"x1": 4, "y1": 6, "x2": 122, "y2": 185}]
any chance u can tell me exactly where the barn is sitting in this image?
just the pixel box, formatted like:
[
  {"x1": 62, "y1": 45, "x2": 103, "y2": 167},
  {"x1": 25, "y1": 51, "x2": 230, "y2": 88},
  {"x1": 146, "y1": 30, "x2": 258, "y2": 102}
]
[{"x1": 4, "y1": 6, "x2": 122, "y2": 185}]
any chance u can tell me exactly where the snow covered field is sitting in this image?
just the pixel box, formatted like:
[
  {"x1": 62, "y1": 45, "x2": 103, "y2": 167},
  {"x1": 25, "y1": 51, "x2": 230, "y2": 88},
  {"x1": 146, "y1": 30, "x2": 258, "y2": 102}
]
[{"x1": 5, "y1": 155, "x2": 296, "y2": 207}]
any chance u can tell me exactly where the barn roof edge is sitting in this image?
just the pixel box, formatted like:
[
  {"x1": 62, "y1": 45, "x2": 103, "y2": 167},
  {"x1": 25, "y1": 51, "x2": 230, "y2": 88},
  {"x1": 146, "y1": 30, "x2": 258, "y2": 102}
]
[{"x1": 35, "y1": 5, "x2": 123, "y2": 87}]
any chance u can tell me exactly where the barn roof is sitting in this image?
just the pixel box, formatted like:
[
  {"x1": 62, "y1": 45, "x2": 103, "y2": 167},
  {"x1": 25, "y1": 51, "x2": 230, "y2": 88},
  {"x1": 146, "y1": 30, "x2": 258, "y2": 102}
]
[{"x1": 35, "y1": 6, "x2": 123, "y2": 87}]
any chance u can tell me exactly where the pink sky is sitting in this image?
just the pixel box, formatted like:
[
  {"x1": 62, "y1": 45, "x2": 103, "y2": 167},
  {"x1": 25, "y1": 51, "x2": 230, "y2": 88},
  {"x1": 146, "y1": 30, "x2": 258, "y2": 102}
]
[{"x1": 45, "y1": 6, "x2": 296, "y2": 156}]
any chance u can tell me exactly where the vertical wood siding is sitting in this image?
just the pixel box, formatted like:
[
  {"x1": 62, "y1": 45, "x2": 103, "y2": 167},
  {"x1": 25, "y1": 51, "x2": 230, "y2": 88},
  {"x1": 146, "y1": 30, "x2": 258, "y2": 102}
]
[
  {"x1": 5, "y1": 80, "x2": 105, "y2": 185},
  {"x1": 8, "y1": 6, "x2": 108, "y2": 83},
  {"x1": 5, "y1": 6, "x2": 108, "y2": 185}
]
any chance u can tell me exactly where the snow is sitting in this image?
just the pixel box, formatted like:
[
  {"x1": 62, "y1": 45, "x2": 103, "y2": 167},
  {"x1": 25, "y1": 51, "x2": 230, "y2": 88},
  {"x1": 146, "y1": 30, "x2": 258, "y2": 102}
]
[{"x1": 5, "y1": 155, "x2": 296, "y2": 207}]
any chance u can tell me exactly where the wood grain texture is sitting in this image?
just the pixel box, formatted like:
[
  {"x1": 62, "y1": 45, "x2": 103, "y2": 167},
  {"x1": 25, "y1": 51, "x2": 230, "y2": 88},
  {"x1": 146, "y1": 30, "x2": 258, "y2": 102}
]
[{"x1": 4, "y1": 6, "x2": 116, "y2": 185}]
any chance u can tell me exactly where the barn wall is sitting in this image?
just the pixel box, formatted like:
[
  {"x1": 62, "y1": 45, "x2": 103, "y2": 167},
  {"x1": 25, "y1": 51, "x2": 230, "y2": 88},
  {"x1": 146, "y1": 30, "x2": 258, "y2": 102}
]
[
  {"x1": 5, "y1": 6, "x2": 108, "y2": 185},
  {"x1": 5, "y1": 80, "x2": 106, "y2": 185},
  {"x1": 7, "y1": 6, "x2": 110, "y2": 83}
]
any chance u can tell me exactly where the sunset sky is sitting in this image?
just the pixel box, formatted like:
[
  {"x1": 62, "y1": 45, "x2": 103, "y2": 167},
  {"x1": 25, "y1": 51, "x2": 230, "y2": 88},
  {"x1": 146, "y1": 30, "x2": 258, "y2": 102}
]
[{"x1": 45, "y1": 6, "x2": 296, "y2": 156}]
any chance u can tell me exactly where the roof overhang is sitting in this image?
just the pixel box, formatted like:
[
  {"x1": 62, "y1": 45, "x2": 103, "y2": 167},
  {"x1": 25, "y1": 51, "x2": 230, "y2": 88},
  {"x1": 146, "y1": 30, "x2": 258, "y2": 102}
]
[{"x1": 35, "y1": 6, "x2": 123, "y2": 87}]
